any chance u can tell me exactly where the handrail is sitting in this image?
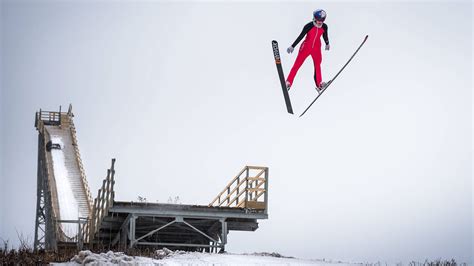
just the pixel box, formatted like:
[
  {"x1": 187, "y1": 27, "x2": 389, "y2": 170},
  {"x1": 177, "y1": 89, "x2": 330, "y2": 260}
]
[
  {"x1": 89, "y1": 159, "x2": 116, "y2": 244},
  {"x1": 209, "y1": 166, "x2": 268, "y2": 212},
  {"x1": 68, "y1": 112, "x2": 94, "y2": 243},
  {"x1": 213, "y1": 167, "x2": 248, "y2": 199},
  {"x1": 67, "y1": 111, "x2": 94, "y2": 214},
  {"x1": 35, "y1": 107, "x2": 62, "y2": 127}
]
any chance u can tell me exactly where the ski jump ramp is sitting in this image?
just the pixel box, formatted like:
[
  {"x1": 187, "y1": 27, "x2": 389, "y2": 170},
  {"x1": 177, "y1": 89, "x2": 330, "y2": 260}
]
[
  {"x1": 34, "y1": 106, "x2": 268, "y2": 252},
  {"x1": 34, "y1": 106, "x2": 93, "y2": 250}
]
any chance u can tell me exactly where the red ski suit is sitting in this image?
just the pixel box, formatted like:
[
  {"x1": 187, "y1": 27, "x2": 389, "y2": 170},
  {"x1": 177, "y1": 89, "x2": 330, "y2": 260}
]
[{"x1": 287, "y1": 22, "x2": 329, "y2": 88}]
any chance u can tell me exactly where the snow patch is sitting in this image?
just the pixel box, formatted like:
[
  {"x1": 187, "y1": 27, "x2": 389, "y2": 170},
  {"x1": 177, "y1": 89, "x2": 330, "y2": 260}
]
[
  {"x1": 56, "y1": 249, "x2": 176, "y2": 265},
  {"x1": 53, "y1": 249, "x2": 357, "y2": 265}
]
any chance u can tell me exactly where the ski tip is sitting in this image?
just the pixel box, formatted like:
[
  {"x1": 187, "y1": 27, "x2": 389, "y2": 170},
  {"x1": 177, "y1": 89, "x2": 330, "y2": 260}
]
[{"x1": 364, "y1": 35, "x2": 369, "y2": 40}]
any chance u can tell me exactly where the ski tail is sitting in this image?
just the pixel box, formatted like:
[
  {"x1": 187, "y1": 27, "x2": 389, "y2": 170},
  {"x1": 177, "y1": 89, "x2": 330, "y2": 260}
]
[{"x1": 272, "y1": 40, "x2": 294, "y2": 114}]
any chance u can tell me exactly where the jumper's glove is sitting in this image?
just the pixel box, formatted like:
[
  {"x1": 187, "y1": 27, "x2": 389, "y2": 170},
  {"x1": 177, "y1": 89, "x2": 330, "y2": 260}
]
[
  {"x1": 287, "y1": 46, "x2": 294, "y2": 54},
  {"x1": 325, "y1": 44, "x2": 330, "y2": 51}
]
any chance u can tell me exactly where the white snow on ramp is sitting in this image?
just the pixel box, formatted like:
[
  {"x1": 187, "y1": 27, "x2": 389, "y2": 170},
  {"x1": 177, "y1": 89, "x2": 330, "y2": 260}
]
[{"x1": 50, "y1": 136, "x2": 79, "y2": 238}]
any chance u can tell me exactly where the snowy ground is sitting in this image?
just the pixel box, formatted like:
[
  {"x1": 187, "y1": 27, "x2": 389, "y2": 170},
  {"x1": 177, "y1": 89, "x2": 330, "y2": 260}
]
[{"x1": 52, "y1": 249, "x2": 357, "y2": 265}]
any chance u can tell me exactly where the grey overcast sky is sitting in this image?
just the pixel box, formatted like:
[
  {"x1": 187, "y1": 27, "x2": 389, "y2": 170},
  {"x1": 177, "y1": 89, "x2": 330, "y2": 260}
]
[{"x1": 1, "y1": 0, "x2": 472, "y2": 264}]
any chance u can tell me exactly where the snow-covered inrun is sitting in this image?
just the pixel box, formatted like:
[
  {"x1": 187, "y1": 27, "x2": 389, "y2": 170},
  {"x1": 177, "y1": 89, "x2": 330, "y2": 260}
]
[
  {"x1": 53, "y1": 249, "x2": 357, "y2": 265},
  {"x1": 50, "y1": 136, "x2": 79, "y2": 238}
]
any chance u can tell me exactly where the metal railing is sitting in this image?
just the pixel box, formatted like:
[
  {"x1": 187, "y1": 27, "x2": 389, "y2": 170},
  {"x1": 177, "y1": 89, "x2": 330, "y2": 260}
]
[{"x1": 209, "y1": 166, "x2": 268, "y2": 212}]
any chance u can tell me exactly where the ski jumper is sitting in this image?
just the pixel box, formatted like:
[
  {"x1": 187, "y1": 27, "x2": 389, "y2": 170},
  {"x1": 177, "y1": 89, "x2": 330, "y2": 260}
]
[{"x1": 287, "y1": 22, "x2": 329, "y2": 88}]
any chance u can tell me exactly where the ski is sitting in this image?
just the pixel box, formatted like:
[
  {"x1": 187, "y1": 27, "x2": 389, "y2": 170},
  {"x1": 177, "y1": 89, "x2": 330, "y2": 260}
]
[
  {"x1": 272, "y1": 40, "x2": 294, "y2": 114},
  {"x1": 300, "y1": 35, "x2": 369, "y2": 117}
]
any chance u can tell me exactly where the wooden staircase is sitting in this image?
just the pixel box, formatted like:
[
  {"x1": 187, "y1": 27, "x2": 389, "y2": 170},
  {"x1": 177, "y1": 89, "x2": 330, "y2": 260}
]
[{"x1": 209, "y1": 166, "x2": 268, "y2": 212}]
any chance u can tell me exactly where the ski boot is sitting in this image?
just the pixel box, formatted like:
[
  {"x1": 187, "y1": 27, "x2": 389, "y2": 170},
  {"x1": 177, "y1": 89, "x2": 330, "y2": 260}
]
[{"x1": 316, "y1": 81, "x2": 329, "y2": 93}]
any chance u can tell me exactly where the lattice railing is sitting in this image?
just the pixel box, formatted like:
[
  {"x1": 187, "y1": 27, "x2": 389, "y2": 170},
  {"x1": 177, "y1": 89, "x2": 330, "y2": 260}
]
[
  {"x1": 89, "y1": 159, "x2": 116, "y2": 242},
  {"x1": 209, "y1": 166, "x2": 268, "y2": 212}
]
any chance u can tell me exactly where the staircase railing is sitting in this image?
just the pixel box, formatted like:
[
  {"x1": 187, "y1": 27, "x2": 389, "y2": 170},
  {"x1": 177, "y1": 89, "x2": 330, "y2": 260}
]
[
  {"x1": 209, "y1": 166, "x2": 268, "y2": 213},
  {"x1": 89, "y1": 159, "x2": 116, "y2": 243}
]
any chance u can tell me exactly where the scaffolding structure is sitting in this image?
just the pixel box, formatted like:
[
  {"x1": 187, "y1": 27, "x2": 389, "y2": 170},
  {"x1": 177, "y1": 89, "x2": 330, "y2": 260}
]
[{"x1": 34, "y1": 106, "x2": 269, "y2": 252}]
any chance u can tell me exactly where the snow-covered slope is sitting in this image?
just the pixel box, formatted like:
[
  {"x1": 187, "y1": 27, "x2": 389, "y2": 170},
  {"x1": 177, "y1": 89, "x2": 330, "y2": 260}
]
[
  {"x1": 49, "y1": 137, "x2": 80, "y2": 237},
  {"x1": 45, "y1": 125, "x2": 90, "y2": 239}
]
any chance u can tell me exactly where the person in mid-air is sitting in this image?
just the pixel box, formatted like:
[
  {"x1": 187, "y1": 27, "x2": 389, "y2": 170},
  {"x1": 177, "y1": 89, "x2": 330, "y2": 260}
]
[{"x1": 286, "y1": 9, "x2": 330, "y2": 92}]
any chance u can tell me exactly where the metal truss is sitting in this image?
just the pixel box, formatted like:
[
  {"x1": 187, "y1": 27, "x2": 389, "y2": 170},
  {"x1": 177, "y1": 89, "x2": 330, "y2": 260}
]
[
  {"x1": 111, "y1": 214, "x2": 229, "y2": 253},
  {"x1": 34, "y1": 133, "x2": 56, "y2": 251}
]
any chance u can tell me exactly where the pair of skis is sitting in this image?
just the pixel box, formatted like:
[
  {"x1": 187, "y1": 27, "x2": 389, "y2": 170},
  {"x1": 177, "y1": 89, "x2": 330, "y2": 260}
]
[{"x1": 272, "y1": 35, "x2": 368, "y2": 117}]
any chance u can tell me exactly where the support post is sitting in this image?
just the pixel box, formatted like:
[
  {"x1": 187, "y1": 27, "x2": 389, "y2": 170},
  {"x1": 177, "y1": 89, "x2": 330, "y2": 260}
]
[
  {"x1": 129, "y1": 215, "x2": 136, "y2": 248},
  {"x1": 220, "y1": 218, "x2": 227, "y2": 252},
  {"x1": 244, "y1": 166, "x2": 250, "y2": 208},
  {"x1": 34, "y1": 133, "x2": 56, "y2": 250},
  {"x1": 34, "y1": 134, "x2": 45, "y2": 250},
  {"x1": 120, "y1": 224, "x2": 129, "y2": 250},
  {"x1": 264, "y1": 167, "x2": 269, "y2": 215},
  {"x1": 77, "y1": 219, "x2": 83, "y2": 250}
]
